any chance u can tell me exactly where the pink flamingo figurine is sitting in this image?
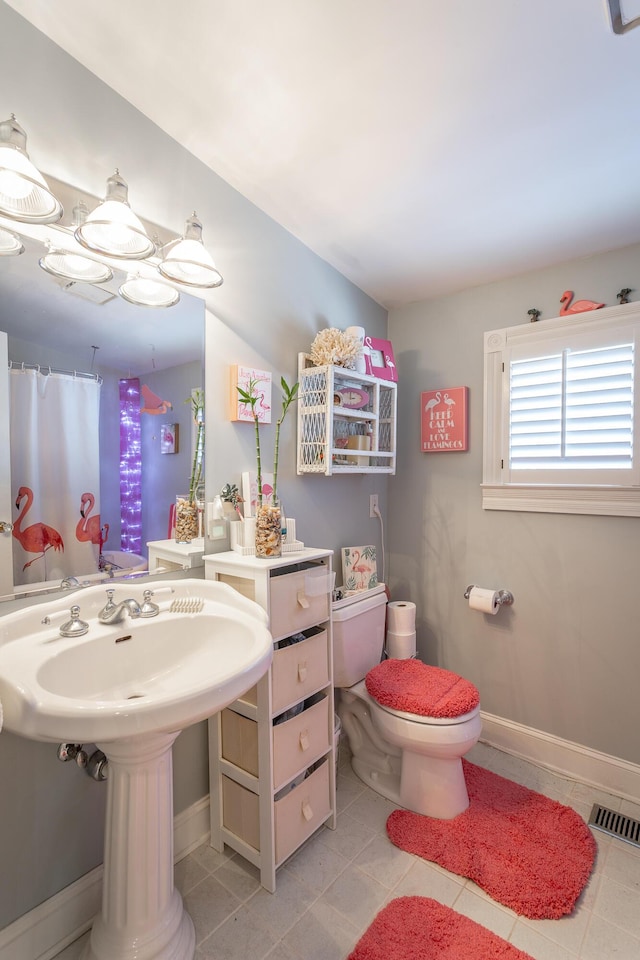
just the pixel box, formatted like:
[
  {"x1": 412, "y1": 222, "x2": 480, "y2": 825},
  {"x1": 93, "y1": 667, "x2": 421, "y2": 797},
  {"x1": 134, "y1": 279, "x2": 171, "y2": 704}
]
[
  {"x1": 12, "y1": 486, "x2": 64, "y2": 571},
  {"x1": 140, "y1": 384, "x2": 173, "y2": 415},
  {"x1": 559, "y1": 291, "x2": 605, "y2": 316},
  {"x1": 76, "y1": 492, "x2": 108, "y2": 547}
]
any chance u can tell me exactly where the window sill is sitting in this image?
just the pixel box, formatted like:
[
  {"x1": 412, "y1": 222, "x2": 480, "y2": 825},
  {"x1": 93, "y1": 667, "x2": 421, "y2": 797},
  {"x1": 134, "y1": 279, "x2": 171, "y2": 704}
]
[{"x1": 481, "y1": 483, "x2": 640, "y2": 517}]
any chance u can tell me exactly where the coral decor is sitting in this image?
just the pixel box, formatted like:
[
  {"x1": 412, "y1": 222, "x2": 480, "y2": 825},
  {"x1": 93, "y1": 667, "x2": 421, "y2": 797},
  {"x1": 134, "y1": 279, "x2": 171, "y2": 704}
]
[
  {"x1": 365, "y1": 659, "x2": 479, "y2": 718},
  {"x1": 347, "y1": 896, "x2": 535, "y2": 960},
  {"x1": 559, "y1": 290, "x2": 605, "y2": 315},
  {"x1": 386, "y1": 760, "x2": 597, "y2": 919}
]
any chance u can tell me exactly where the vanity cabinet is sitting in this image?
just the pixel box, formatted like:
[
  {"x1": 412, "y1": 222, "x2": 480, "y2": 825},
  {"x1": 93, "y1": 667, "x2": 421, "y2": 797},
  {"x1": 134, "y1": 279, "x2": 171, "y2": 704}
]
[
  {"x1": 146, "y1": 538, "x2": 205, "y2": 573},
  {"x1": 204, "y1": 548, "x2": 336, "y2": 892},
  {"x1": 296, "y1": 353, "x2": 397, "y2": 475}
]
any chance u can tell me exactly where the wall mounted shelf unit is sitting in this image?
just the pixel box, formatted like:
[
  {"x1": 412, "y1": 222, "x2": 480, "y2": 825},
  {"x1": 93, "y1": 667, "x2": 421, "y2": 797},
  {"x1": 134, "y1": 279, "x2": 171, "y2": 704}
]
[
  {"x1": 296, "y1": 354, "x2": 397, "y2": 475},
  {"x1": 204, "y1": 548, "x2": 336, "y2": 892}
]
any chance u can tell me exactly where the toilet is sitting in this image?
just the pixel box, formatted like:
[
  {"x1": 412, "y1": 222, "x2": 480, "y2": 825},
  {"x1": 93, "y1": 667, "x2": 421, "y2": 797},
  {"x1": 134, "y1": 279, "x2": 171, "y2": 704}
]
[{"x1": 333, "y1": 585, "x2": 482, "y2": 819}]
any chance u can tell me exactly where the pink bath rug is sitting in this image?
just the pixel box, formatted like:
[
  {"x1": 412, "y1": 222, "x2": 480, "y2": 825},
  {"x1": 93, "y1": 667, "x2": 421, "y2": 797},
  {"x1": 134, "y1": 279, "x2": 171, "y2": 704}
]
[
  {"x1": 386, "y1": 760, "x2": 596, "y2": 919},
  {"x1": 347, "y1": 896, "x2": 534, "y2": 959},
  {"x1": 365, "y1": 658, "x2": 479, "y2": 717}
]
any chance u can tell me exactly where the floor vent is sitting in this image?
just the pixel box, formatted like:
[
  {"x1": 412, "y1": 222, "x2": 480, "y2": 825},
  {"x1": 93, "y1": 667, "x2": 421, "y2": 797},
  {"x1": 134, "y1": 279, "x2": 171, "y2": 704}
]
[{"x1": 588, "y1": 803, "x2": 640, "y2": 847}]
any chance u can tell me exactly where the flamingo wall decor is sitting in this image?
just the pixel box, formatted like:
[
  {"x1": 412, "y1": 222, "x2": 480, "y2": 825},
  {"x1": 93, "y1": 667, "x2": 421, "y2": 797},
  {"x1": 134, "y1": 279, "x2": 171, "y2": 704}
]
[
  {"x1": 230, "y1": 365, "x2": 272, "y2": 423},
  {"x1": 12, "y1": 486, "x2": 64, "y2": 571},
  {"x1": 559, "y1": 291, "x2": 605, "y2": 316}
]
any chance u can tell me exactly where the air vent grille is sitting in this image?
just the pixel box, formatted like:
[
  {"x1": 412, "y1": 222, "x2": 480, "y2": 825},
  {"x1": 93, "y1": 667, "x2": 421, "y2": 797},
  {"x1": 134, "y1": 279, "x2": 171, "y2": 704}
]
[{"x1": 588, "y1": 803, "x2": 640, "y2": 847}]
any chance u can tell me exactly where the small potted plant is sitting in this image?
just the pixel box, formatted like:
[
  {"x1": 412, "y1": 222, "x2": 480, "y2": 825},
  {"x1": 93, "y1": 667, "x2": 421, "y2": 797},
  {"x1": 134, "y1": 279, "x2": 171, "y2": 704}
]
[
  {"x1": 220, "y1": 482, "x2": 243, "y2": 520},
  {"x1": 237, "y1": 375, "x2": 298, "y2": 558}
]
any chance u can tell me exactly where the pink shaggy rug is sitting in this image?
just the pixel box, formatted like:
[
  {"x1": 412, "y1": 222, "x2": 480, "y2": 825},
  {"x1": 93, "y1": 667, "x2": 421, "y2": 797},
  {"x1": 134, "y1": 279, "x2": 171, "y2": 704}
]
[
  {"x1": 347, "y1": 896, "x2": 534, "y2": 960},
  {"x1": 386, "y1": 760, "x2": 596, "y2": 919}
]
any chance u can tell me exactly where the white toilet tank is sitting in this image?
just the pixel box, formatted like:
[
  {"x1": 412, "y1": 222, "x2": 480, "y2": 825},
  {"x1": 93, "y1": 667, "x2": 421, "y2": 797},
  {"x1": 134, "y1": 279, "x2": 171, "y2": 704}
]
[{"x1": 332, "y1": 584, "x2": 388, "y2": 687}]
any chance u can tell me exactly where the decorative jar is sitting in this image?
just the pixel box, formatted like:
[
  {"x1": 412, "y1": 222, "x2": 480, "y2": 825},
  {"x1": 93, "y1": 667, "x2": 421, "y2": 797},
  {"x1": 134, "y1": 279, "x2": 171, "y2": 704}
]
[
  {"x1": 255, "y1": 498, "x2": 282, "y2": 559},
  {"x1": 174, "y1": 495, "x2": 199, "y2": 543}
]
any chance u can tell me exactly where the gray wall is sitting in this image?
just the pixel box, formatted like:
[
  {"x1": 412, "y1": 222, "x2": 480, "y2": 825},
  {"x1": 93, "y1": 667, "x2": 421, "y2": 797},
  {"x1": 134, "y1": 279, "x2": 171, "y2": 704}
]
[
  {"x1": 387, "y1": 242, "x2": 640, "y2": 767},
  {"x1": 0, "y1": 3, "x2": 388, "y2": 931}
]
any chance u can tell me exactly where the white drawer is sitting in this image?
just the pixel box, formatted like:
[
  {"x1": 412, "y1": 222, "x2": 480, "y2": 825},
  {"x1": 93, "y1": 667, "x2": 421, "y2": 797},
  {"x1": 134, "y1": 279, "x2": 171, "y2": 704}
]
[
  {"x1": 269, "y1": 566, "x2": 332, "y2": 638},
  {"x1": 274, "y1": 760, "x2": 331, "y2": 864},
  {"x1": 273, "y1": 696, "x2": 330, "y2": 791},
  {"x1": 271, "y1": 630, "x2": 329, "y2": 715}
]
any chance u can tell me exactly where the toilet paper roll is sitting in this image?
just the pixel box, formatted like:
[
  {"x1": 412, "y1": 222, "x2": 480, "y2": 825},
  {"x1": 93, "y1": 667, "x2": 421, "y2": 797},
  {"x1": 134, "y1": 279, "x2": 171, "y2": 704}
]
[
  {"x1": 387, "y1": 600, "x2": 416, "y2": 633},
  {"x1": 468, "y1": 586, "x2": 499, "y2": 615},
  {"x1": 386, "y1": 630, "x2": 417, "y2": 660}
]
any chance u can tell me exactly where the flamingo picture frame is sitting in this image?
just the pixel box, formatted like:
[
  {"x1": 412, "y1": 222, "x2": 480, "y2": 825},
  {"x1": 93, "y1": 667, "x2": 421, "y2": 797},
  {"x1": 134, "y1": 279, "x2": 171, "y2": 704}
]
[
  {"x1": 363, "y1": 337, "x2": 397, "y2": 381},
  {"x1": 342, "y1": 545, "x2": 378, "y2": 592},
  {"x1": 421, "y1": 386, "x2": 469, "y2": 452},
  {"x1": 229, "y1": 365, "x2": 272, "y2": 423}
]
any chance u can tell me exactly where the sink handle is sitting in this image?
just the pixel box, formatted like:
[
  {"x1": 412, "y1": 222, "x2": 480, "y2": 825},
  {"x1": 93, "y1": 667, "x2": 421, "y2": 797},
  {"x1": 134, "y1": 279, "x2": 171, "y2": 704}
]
[
  {"x1": 139, "y1": 589, "x2": 160, "y2": 618},
  {"x1": 60, "y1": 605, "x2": 89, "y2": 638}
]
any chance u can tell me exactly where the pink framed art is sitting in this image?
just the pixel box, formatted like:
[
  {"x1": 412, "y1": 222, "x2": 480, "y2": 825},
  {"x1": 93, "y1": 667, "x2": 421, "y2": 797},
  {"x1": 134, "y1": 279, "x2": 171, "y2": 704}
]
[
  {"x1": 363, "y1": 336, "x2": 397, "y2": 381},
  {"x1": 421, "y1": 387, "x2": 469, "y2": 452}
]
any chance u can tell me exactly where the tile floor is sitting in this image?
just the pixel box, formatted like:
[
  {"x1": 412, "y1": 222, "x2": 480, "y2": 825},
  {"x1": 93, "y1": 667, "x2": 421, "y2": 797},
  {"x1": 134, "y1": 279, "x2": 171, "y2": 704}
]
[{"x1": 56, "y1": 741, "x2": 640, "y2": 960}]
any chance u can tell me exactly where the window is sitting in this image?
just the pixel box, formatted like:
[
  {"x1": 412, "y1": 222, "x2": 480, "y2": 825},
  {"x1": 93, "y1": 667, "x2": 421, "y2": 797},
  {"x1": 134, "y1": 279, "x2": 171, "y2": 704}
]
[{"x1": 483, "y1": 303, "x2": 640, "y2": 516}]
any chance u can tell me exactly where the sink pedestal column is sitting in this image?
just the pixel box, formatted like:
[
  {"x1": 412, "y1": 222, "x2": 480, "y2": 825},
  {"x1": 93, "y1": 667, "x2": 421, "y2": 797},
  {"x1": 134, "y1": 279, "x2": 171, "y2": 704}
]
[{"x1": 83, "y1": 731, "x2": 195, "y2": 960}]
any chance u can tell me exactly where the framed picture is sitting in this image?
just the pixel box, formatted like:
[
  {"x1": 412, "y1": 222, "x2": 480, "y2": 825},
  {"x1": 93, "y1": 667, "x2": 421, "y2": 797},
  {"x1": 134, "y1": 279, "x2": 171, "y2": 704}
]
[
  {"x1": 363, "y1": 336, "x2": 397, "y2": 381},
  {"x1": 421, "y1": 386, "x2": 469, "y2": 452},
  {"x1": 342, "y1": 545, "x2": 378, "y2": 592},
  {"x1": 229, "y1": 365, "x2": 272, "y2": 423},
  {"x1": 160, "y1": 423, "x2": 178, "y2": 454}
]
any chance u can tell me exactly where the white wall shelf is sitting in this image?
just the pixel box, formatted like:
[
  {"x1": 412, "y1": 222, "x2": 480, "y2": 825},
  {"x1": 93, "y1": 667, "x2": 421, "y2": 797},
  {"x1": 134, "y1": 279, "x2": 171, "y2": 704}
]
[{"x1": 296, "y1": 354, "x2": 397, "y2": 475}]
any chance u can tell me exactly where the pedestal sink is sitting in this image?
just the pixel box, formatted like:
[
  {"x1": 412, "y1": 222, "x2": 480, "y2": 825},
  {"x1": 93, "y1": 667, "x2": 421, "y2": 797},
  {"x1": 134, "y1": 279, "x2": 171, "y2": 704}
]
[{"x1": 0, "y1": 579, "x2": 273, "y2": 960}]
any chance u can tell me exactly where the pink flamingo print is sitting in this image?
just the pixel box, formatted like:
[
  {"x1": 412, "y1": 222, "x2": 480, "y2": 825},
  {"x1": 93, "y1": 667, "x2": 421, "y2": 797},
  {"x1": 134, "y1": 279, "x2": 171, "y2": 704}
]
[
  {"x1": 76, "y1": 492, "x2": 109, "y2": 549},
  {"x1": 350, "y1": 548, "x2": 370, "y2": 587},
  {"x1": 13, "y1": 486, "x2": 64, "y2": 571}
]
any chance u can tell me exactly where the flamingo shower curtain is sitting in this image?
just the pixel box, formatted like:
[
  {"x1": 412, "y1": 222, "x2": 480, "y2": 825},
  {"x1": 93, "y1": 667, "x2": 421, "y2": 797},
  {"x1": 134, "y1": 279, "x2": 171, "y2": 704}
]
[{"x1": 9, "y1": 367, "x2": 102, "y2": 586}]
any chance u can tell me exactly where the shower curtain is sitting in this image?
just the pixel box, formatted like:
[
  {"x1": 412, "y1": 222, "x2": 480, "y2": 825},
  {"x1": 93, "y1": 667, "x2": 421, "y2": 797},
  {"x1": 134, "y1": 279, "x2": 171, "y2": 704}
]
[{"x1": 9, "y1": 367, "x2": 102, "y2": 586}]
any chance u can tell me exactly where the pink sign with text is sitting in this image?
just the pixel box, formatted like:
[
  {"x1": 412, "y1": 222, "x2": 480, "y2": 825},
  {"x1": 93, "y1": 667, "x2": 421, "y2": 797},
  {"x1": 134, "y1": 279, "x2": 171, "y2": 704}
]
[{"x1": 421, "y1": 387, "x2": 468, "y2": 452}]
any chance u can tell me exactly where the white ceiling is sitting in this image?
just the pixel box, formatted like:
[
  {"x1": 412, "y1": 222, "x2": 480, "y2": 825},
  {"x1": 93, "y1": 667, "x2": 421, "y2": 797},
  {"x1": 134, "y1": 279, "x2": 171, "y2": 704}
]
[{"x1": 5, "y1": 0, "x2": 640, "y2": 308}]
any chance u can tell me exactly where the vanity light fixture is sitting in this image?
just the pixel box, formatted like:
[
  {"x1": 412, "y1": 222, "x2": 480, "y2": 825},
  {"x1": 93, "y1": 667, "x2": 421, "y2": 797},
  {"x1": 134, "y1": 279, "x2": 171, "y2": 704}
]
[
  {"x1": 0, "y1": 225, "x2": 24, "y2": 256},
  {"x1": 0, "y1": 115, "x2": 63, "y2": 224},
  {"x1": 119, "y1": 274, "x2": 180, "y2": 308},
  {"x1": 39, "y1": 202, "x2": 113, "y2": 284},
  {"x1": 75, "y1": 169, "x2": 155, "y2": 260},
  {"x1": 158, "y1": 212, "x2": 223, "y2": 288}
]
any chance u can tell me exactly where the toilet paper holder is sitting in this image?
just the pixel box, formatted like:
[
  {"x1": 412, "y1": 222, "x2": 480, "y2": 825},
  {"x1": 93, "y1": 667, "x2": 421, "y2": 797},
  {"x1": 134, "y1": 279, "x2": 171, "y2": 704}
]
[{"x1": 464, "y1": 585, "x2": 514, "y2": 606}]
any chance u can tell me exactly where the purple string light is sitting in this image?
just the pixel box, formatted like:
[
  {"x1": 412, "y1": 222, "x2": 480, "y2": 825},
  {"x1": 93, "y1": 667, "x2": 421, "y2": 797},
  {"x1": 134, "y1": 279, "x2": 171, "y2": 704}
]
[{"x1": 119, "y1": 377, "x2": 142, "y2": 553}]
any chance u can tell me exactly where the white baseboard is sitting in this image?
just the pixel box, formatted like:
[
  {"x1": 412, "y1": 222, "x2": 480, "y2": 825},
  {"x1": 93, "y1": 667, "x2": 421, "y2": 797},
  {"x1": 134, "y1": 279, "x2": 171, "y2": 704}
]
[
  {"x1": 480, "y1": 711, "x2": 640, "y2": 806},
  {"x1": 0, "y1": 795, "x2": 211, "y2": 960}
]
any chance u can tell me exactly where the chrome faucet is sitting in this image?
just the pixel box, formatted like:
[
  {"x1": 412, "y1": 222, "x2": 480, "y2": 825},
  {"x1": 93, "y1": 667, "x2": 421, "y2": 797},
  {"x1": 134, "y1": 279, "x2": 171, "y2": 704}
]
[{"x1": 98, "y1": 590, "x2": 142, "y2": 624}]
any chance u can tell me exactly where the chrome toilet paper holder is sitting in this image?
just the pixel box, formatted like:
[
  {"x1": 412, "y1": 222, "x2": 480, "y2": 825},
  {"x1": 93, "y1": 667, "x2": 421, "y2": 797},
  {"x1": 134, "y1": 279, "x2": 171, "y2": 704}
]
[{"x1": 464, "y1": 585, "x2": 514, "y2": 606}]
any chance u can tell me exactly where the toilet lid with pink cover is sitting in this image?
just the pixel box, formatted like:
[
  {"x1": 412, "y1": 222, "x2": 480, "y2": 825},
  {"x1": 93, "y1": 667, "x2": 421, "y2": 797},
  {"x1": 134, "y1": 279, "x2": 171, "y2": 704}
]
[{"x1": 365, "y1": 659, "x2": 480, "y2": 718}]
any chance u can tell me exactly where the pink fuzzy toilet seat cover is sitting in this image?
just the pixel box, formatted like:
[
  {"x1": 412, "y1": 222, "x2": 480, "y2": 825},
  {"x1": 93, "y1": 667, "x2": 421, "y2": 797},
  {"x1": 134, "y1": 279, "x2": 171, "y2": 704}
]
[{"x1": 365, "y1": 659, "x2": 480, "y2": 718}]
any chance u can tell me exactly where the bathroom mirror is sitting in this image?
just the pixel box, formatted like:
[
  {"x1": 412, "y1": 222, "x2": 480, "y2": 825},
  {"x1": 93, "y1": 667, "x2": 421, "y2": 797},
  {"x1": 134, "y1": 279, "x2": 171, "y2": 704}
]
[{"x1": 0, "y1": 207, "x2": 205, "y2": 600}]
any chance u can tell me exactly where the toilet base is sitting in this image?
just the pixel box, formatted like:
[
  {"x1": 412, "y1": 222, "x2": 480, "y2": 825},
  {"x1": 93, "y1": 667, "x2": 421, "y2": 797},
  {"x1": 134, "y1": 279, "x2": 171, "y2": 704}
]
[
  {"x1": 400, "y1": 751, "x2": 469, "y2": 819},
  {"x1": 350, "y1": 754, "x2": 402, "y2": 806}
]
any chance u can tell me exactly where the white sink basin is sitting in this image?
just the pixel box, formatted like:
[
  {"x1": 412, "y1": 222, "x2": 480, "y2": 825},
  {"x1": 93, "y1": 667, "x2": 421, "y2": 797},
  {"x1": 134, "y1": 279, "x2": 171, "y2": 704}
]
[
  {"x1": 0, "y1": 577, "x2": 273, "y2": 960},
  {"x1": 0, "y1": 578, "x2": 273, "y2": 743}
]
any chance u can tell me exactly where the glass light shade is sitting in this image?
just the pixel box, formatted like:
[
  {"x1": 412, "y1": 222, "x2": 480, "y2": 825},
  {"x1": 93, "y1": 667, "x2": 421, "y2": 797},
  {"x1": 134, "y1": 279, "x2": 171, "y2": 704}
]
[
  {"x1": 75, "y1": 170, "x2": 155, "y2": 259},
  {"x1": 119, "y1": 275, "x2": 180, "y2": 308},
  {"x1": 0, "y1": 115, "x2": 62, "y2": 223},
  {"x1": 158, "y1": 213, "x2": 223, "y2": 288},
  {"x1": 0, "y1": 226, "x2": 24, "y2": 256},
  {"x1": 39, "y1": 250, "x2": 113, "y2": 284}
]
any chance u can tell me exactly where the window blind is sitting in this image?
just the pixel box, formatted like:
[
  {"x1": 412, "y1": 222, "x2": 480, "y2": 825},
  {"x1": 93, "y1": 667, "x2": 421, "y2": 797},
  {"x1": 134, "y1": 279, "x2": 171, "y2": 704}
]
[{"x1": 509, "y1": 342, "x2": 634, "y2": 470}]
